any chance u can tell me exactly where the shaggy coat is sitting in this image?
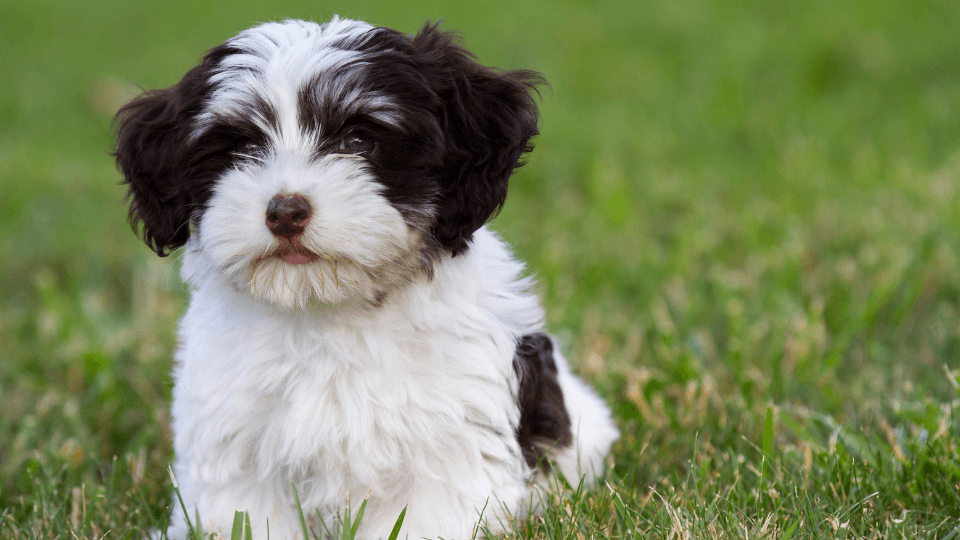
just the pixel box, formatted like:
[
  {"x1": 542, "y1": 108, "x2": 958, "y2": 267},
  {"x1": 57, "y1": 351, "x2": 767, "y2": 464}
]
[{"x1": 115, "y1": 17, "x2": 618, "y2": 539}]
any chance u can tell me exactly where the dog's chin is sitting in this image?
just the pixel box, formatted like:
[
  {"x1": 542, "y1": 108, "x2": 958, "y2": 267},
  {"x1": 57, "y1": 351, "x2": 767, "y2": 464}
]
[{"x1": 248, "y1": 255, "x2": 371, "y2": 310}]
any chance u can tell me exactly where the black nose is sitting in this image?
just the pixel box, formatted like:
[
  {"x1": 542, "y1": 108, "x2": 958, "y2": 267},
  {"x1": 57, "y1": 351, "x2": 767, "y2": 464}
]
[{"x1": 266, "y1": 195, "x2": 312, "y2": 238}]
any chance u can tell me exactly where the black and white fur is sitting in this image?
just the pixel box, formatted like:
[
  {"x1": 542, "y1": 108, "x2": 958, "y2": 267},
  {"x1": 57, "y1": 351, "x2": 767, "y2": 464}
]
[{"x1": 115, "y1": 17, "x2": 618, "y2": 540}]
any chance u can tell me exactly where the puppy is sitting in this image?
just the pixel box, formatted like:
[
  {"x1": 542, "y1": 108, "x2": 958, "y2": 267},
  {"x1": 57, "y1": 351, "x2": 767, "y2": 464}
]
[{"x1": 114, "y1": 17, "x2": 618, "y2": 539}]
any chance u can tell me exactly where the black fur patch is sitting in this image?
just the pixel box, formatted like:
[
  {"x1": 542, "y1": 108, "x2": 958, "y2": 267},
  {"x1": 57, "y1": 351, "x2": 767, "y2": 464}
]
[
  {"x1": 296, "y1": 27, "x2": 445, "y2": 221},
  {"x1": 411, "y1": 24, "x2": 544, "y2": 256},
  {"x1": 514, "y1": 333, "x2": 573, "y2": 472}
]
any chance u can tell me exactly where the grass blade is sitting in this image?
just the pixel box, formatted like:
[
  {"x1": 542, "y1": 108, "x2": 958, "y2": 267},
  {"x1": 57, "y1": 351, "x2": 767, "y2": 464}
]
[
  {"x1": 341, "y1": 495, "x2": 352, "y2": 540},
  {"x1": 230, "y1": 511, "x2": 245, "y2": 540},
  {"x1": 291, "y1": 484, "x2": 310, "y2": 540},
  {"x1": 349, "y1": 496, "x2": 368, "y2": 539},
  {"x1": 782, "y1": 518, "x2": 799, "y2": 540},
  {"x1": 168, "y1": 466, "x2": 204, "y2": 540},
  {"x1": 316, "y1": 509, "x2": 334, "y2": 540},
  {"x1": 387, "y1": 507, "x2": 407, "y2": 540},
  {"x1": 763, "y1": 406, "x2": 775, "y2": 457}
]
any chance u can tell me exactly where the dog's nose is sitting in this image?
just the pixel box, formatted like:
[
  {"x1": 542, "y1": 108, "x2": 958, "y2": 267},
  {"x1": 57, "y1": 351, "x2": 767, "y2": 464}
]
[{"x1": 266, "y1": 195, "x2": 312, "y2": 238}]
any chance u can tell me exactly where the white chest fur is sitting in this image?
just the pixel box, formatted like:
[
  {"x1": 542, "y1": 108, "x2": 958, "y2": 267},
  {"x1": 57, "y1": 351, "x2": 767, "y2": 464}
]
[{"x1": 168, "y1": 228, "x2": 547, "y2": 538}]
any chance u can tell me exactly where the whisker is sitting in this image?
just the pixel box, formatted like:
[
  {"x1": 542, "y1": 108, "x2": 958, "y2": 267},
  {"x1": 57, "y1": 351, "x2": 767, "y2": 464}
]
[
  {"x1": 317, "y1": 261, "x2": 325, "y2": 294},
  {"x1": 233, "y1": 152, "x2": 266, "y2": 164}
]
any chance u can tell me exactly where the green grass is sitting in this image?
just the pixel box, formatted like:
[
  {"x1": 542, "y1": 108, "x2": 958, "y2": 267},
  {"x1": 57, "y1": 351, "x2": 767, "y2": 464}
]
[{"x1": 2, "y1": 0, "x2": 960, "y2": 538}]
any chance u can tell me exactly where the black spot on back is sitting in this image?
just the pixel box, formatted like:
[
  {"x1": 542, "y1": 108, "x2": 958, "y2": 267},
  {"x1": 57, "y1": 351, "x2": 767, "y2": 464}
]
[{"x1": 514, "y1": 332, "x2": 573, "y2": 472}]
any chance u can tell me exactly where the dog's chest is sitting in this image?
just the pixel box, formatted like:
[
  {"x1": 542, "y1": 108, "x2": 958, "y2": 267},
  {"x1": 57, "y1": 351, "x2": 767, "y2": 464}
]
[{"x1": 174, "y1": 299, "x2": 518, "y2": 486}]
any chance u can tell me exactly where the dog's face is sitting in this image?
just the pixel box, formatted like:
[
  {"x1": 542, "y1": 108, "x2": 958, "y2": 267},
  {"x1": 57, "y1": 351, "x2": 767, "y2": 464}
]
[{"x1": 115, "y1": 18, "x2": 541, "y2": 309}]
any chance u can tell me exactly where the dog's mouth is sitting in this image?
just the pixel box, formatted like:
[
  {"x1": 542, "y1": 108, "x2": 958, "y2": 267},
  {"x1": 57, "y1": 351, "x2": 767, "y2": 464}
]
[{"x1": 271, "y1": 239, "x2": 320, "y2": 265}]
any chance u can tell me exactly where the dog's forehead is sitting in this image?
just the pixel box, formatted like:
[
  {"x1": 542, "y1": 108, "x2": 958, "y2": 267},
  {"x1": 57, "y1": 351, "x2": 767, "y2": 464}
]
[
  {"x1": 194, "y1": 17, "x2": 402, "y2": 139},
  {"x1": 223, "y1": 18, "x2": 372, "y2": 78}
]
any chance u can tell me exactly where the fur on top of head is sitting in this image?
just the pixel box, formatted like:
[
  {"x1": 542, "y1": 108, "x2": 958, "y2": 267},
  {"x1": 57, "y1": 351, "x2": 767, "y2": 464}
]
[{"x1": 114, "y1": 17, "x2": 543, "y2": 308}]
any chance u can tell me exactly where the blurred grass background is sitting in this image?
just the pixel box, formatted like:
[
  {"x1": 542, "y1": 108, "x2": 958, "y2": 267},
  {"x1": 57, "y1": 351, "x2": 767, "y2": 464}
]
[{"x1": 2, "y1": 0, "x2": 960, "y2": 538}]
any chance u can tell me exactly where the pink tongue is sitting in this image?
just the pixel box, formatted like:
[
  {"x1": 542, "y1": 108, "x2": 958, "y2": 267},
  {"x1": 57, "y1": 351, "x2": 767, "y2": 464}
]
[{"x1": 283, "y1": 253, "x2": 313, "y2": 264}]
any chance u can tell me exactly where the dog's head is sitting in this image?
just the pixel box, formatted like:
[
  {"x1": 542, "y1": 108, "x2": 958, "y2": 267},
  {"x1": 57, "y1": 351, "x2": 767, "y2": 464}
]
[{"x1": 115, "y1": 17, "x2": 542, "y2": 309}]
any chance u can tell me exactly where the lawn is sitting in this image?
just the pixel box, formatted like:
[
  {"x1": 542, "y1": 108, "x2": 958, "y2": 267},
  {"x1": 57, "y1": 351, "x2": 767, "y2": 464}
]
[{"x1": 2, "y1": 0, "x2": 959, "y2": 538}]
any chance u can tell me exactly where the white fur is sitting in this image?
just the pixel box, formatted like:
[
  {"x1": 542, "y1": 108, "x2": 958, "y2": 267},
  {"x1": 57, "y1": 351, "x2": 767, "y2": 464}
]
[{"x1": 168, "y1": 229, "x2": 617, "y2": 539}]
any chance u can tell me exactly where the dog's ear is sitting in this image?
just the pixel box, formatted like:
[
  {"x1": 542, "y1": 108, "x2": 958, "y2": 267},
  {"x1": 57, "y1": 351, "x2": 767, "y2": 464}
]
[
  {"x1": 114, "y1": 88, "x2": 193, "y2": 256},
  {"x1": 113, "y1": 46, "x2": 231, "y2": 256},
  {"x1": 413, "y1": 24, "x2": 545, "y2": 256}
]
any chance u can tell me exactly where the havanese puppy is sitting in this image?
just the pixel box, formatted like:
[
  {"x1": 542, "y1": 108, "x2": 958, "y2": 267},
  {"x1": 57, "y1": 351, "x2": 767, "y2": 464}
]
[{"x1": 114, "y1": 16, "x2": 618, "y2": 540}]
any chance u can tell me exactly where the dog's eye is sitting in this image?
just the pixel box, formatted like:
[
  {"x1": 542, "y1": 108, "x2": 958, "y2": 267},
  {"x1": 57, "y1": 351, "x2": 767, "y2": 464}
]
[
  {"x1": 236, "y1": 141, "x2": 261, "y2": 157},
  {"x1": 337, "y1": 134, "x2": 375, "y2": 155}
]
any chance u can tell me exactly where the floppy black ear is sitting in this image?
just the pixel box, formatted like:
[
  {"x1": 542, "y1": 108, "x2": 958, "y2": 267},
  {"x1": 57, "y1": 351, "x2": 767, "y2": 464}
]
[
  {"x1": 113, "y1": 45, "x2": 232, "y2": 256},
  {"x1": 114, "y1": 88, "x2": 192, "y2": 256},
  {"x1": 413, "y1": 24, "x2": 545, "y2": 256}
]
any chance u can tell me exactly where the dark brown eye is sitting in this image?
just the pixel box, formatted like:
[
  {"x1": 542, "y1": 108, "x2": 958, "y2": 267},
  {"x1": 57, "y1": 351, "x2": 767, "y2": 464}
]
[
  {"x1": 337, "y1": 134, "x2": 375, "y2": 155},
  {"x1": 238, "y1": 141, "x2": 260, "y2": 154}
]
